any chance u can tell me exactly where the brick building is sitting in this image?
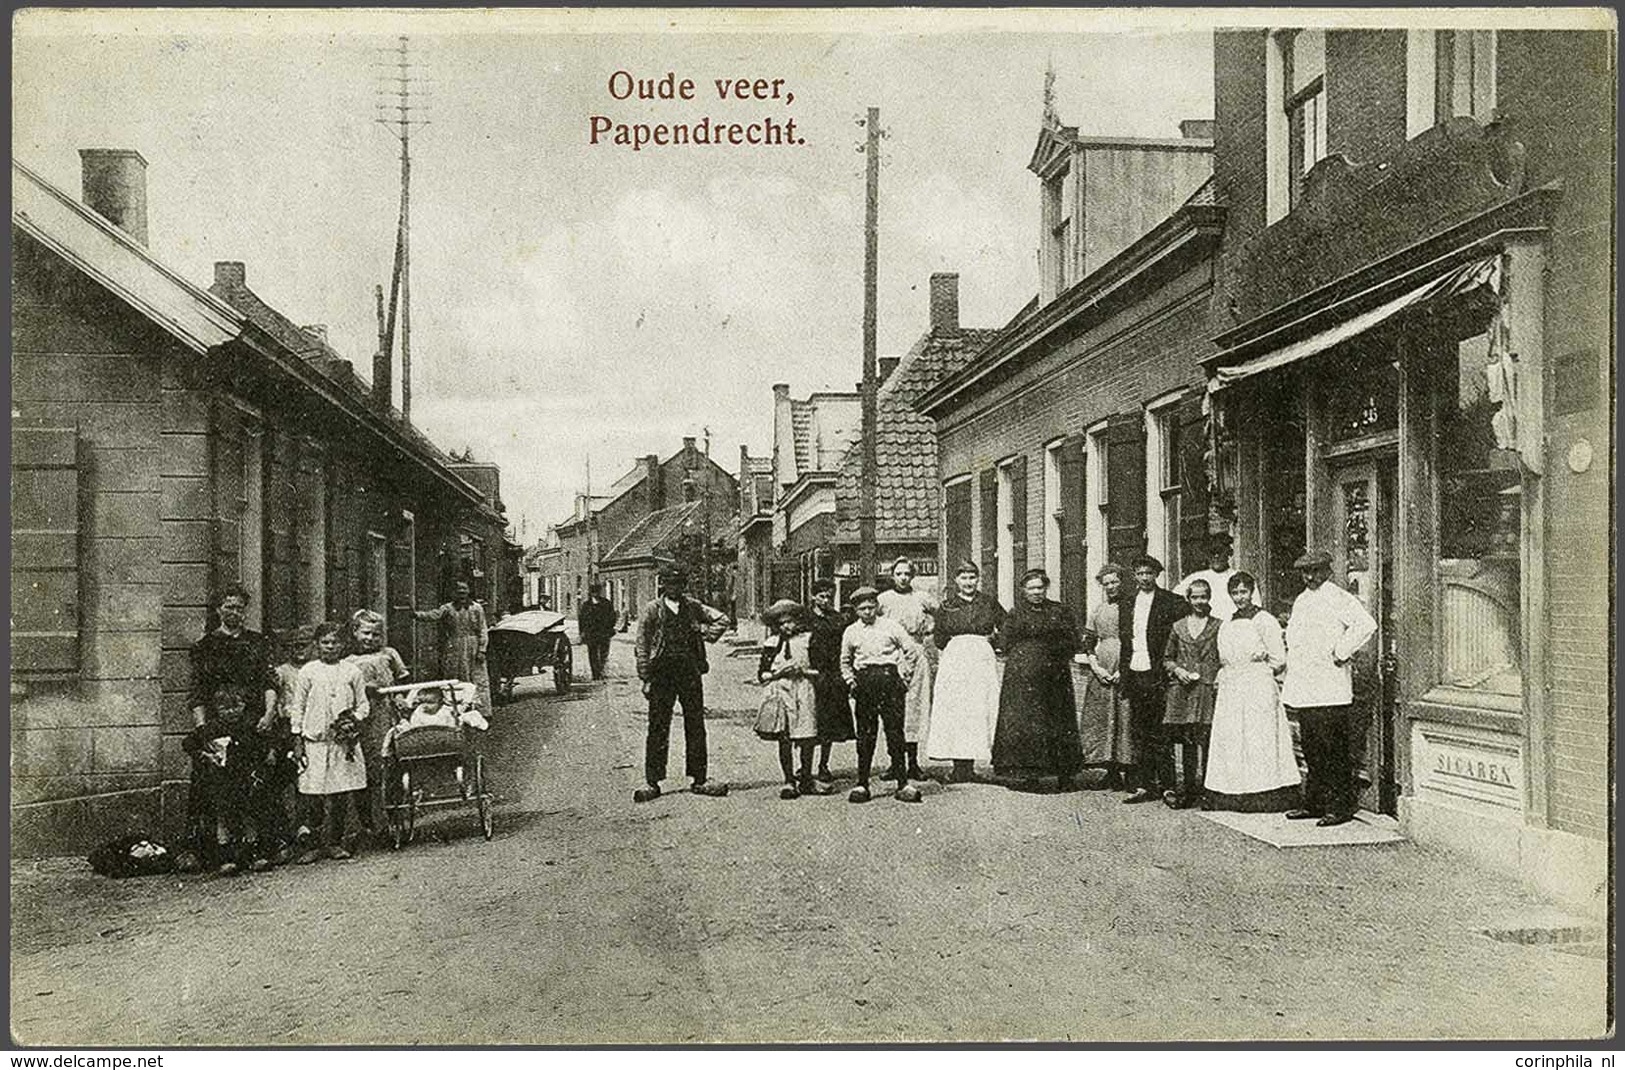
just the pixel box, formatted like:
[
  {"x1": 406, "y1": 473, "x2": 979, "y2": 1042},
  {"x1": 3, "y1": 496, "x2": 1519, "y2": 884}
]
[
  {"x1": 918, "y1": 121, "x2": 1219, "y2": 615},
  {"x1": 764, "y1": 383, "x2": 862, "y2": 609},
  {"x1": 12, "y1": 151, "x2": 516, "y2": 855},
  {"x1": 1202, "y1": 27, "x2": 1611, "y2": 911},
  {"x1": 825, "y1": 273, "x2": 1001, "y2": 602},
  {"x1": 734, "y1": 448, "x2": 776, "y2": 626},
  {"x1": 550, "y1": 438, "x2": 737, "y2": 620}
]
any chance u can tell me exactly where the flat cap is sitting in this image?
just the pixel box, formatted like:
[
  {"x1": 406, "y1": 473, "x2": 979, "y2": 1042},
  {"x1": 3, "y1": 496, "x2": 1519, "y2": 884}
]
[
  {"x1": 849, "y1": 585, "x2": 881, "y2": 607},
  {"x1": 1293, "y1": 549, "x2": 1333, "y2": 570}
]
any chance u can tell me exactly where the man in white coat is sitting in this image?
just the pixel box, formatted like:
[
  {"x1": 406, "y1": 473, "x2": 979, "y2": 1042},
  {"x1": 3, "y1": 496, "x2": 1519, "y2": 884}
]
[{"x1": 1281, "y1": 549, "x2": 1378, "y2": 827}]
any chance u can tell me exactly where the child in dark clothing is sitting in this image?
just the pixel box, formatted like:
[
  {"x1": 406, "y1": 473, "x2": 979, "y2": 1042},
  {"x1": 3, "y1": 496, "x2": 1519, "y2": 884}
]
[{"x1": 184, "y1": 684, "x2": 271, "y2": 873}]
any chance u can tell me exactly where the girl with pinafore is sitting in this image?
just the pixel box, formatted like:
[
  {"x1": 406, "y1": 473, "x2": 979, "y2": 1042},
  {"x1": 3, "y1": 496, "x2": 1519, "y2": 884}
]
[
  {"x1": 756, "y1": 599, "x2": 823, "y2": 798},
  {"x1": 1159, "y1": 578, "x2": 1223, "y2": 809},
  {"x1": 291, "y1": 622, "x2": 370, "y2": 863},
  {"x1": 1204, "y1": 571, "x2": 1302, "y2": 812}
]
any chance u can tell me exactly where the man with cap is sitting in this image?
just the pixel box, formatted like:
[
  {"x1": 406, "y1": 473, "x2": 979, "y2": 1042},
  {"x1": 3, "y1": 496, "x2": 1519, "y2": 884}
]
[
  {"x1": 1118, "y1": 554, "x2": 1189, "y2": 804},
  {"x1": 578, "y1": 582, "x2": 619, "y2": 681},
  {"x1": 1173, "y1": 536, "x2": 1258, "y2": 622},
  {"x1": 1281, "y1": 549, "x2": 1377, "y2": 827},
  {"x1": 839, "y1": 586, "x2": 923, "y2": 804},
  {"x1": 632, "y1": 565, "x2": 731, "y2": 803}
]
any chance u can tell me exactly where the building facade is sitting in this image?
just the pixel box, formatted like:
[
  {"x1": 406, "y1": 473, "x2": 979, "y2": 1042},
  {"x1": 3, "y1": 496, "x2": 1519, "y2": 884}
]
[
  {"x1": 919, "y1": 120, "x2": 1219, "y2": 617},
  {"x1": 12, "y1": 151, "x2": 514, "y2": 855},
  {"x1": 1205, "y1": 27, "x2": 1611, "y2": 911}
]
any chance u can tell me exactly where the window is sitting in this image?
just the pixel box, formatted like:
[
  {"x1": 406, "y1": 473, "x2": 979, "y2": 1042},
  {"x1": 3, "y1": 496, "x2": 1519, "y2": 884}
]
[
  {"x1": 1043, "y1": 441, "x2": 1064, "y2": 602},
  {"x1": 366, "y1": 532, "x2": 388, "y2": 619},
  {"x1": 1407, "y1": 29, "x2": 1496, "y2": 137},
  {"x1": 1043, "y1": 165, "x2": 1075, "y2": 299},
  {"x1": 944, "y1": 476, "x2": 973, "y2": 578},
  {"x1": 1085, "y1": 425, "x2": 1109, "y2": 604},
  {"x1": 1146, "y1": 401, "x2": 1185, "y2": 580},
  {"x1": 1283, "y1": 29, "x2": 1327, "y2": 211},
  {"x1": 995, "y1": 461, "x2": 1016, "y2": 608},
  {"x1": 1437, "y1": 329, "x2": 1521, "y2": 699}
]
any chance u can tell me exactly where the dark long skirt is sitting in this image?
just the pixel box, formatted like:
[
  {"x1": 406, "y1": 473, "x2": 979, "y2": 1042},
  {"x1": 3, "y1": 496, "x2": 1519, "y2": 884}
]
[
  {"x1": 993, "y1": 647, "x2": 1081, "y2": 778},
  {"x1": 812, "y1": 675, "x2": 855, "y2": 743}
]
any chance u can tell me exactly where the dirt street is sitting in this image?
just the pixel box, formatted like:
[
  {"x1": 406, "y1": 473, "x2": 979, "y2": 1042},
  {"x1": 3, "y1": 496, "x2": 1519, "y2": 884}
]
[{"x1": 10, "y1": 638, "x2": 1609, "y2": 1045}]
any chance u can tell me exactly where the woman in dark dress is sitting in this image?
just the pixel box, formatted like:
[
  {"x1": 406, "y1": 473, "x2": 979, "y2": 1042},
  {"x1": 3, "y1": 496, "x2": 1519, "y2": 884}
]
[
  {"x1": 925, "y1": 561, "x2": 1007, "y2": 783},
  {"x1": 992, "y1": 568, "x2": 1084, "y2": 791},
  {"x1": 804, "y1": 578, "x2": 855, "y2": 786}
]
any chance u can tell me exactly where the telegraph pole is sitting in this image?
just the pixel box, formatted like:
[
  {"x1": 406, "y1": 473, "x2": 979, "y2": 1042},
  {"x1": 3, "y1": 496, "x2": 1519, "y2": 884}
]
[
  {"x1": 858, "y1": 106, "x2": 881, "y2": 587},
  {"x1": 376, "y1": 35, "x2": 426, "y2": 420}
]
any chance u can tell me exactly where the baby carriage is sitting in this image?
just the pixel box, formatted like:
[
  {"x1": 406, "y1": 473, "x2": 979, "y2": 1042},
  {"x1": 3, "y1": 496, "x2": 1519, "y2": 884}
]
[{"x1": 376, "y1": 679, "x2": 494, "y2": 848}]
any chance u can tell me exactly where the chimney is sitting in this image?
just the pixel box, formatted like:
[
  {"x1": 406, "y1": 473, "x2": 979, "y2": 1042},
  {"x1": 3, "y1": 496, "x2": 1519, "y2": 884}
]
[
  {"x1": 929, "y1": 272, "x2": 959, "y2": 334},
  {"x1": 214, "y1": 261, "x2": 246, "y2": 288},
  {"x1": 682, "y1": 435, "x2": 697, "y2": 453},
  {"x1": 1179, "y1": 118, "x2": 1215, "y2": 140},
  {"x1": 79, "y1": 149, "x2": 149, "y2": 245},
  {"x1": 645, "y1": 454, "x2": 664, "y2": 513},
  {"x1": 878, "y1": 356, "x2": 900, "y2": 382}
]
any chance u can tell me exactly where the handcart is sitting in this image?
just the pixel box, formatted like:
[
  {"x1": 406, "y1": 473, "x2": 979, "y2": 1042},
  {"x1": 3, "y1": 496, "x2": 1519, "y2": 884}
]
[
  {"x1": 376, "y1": 679, "x2": 494, "y2": 848},
  {"x1": 487, "y1": 609, "x2": 574, "y2": 702}
]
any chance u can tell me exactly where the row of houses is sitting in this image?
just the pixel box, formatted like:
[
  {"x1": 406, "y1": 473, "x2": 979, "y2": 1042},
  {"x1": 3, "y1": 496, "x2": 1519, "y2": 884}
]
[
  {"x1": 737, "y1": 28, "x2": 1611, "y2": 915},
  {"x1": 12, "y1": 150, "x2": 522, "y2": 855},
  {"x1": 527, "y1": 438, "x2": 738, "y2": 624}
]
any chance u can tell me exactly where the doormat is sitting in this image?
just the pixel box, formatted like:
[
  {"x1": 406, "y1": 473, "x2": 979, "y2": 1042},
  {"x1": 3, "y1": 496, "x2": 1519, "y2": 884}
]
[{"x1": 1200, "y1": 809, "x2": 1406, "y2": 848}]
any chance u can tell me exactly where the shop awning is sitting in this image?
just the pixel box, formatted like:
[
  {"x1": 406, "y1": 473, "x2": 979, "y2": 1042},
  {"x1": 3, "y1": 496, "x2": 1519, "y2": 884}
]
[{"x1": 1208, "y1": 255, "x2": 1501, "y2": 393}]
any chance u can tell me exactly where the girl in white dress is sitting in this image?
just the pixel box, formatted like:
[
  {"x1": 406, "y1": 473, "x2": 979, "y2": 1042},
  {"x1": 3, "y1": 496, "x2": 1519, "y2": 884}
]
[
  {"x1": 1203, "y1": 572, "x2": 1302, "y2": 811},
  {"x1": 291, "y1": 622, "x2": 370, "y2": 861}
]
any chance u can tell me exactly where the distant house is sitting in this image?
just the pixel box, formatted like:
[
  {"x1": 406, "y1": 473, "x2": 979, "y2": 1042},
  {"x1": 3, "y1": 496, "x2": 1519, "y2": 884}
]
[
  {"x1": 550, "y1": 437, "x2": 737, "y2": 618},
  {"x1": 734, "y1": 448, "x2": 776, "y2": 625},
  {"x1": 597, "y1": 500, "x2": 706, "y2": 622},
  {"x1": 11, "y1": 150, "x2": 515, "y2": 855}
]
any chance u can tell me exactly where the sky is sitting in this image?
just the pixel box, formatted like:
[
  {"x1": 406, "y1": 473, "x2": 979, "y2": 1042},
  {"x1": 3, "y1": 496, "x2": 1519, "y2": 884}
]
[{"x1": 12, "y1": 9, "x2": 1214, "y2": 539}]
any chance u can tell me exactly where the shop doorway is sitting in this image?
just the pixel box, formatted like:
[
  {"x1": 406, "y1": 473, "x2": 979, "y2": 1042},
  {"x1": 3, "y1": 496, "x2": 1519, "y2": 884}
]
[{"x1": 1329, "y1": 456, "x2": 1399, "y2": 814}]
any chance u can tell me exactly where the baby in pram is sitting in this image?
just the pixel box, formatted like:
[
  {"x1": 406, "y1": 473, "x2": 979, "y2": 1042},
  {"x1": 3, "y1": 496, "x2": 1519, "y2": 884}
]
[{"x1": 380, "y1": 681, "x2": 490, "y2": 758}]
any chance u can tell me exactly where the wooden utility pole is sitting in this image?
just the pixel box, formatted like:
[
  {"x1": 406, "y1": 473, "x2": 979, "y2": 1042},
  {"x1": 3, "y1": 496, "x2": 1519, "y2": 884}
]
[
  {"x1": 376, "y1": 35, "x2": 425, "y2": 421},
  {"x1": 859, "y1": 106, "x2": 880, "y2": 588}
]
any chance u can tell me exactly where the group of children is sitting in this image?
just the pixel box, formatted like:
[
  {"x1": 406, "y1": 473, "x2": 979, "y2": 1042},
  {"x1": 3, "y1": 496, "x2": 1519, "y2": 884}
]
[{"x1": 184, "y1": 610, "x2": 431, "y2": 874}]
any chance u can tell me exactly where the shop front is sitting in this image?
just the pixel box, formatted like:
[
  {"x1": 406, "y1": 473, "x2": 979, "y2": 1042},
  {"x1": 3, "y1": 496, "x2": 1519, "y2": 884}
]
[{"x1": 1207, "y1": 241, "x2": 1546, "y2": 851}]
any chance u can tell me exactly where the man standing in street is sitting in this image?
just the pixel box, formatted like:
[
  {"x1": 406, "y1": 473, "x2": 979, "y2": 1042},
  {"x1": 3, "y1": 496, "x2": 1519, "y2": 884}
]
[
  {"x1": 1119, "y1": 554, "x2": 1189, "y2": 804},
  {"x1": 633, "y1": 566, "x2": 731, "y2": 803},
  {"x1": 578, "y1": 582, "x2": 619, "y2": 680},
  {"x1": 1281, "y1": 549, "x2": 1378, "y2": 827}
]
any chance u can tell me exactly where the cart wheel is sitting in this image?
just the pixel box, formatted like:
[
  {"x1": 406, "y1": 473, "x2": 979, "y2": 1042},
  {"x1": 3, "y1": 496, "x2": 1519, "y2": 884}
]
[
  {"x1": 555, "y1": 644, "x2": 573, "y2": 694},
  {"x1": 475, "y1": 755, "x2": 494, "y2": 841},
  {"x1": 390, "y1": 769, "x2": 413, "y2": 849}
]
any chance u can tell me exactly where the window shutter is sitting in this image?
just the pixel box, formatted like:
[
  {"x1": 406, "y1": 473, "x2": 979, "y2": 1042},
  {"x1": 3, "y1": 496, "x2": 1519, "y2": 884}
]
[
  {"x1": 1106, "y1": 412, "x2": 1147, "y2": 567},
  {"x1": 944, "y1": 480, "x2": 972, "y2": 577},
  {"x1": 1058, "y1": 435, "x2": 1087, "y2": 613},
  {"x1": 979, "y1": 468, "x2": 998, "y2": 584},
  {"x1": 1008, "y1": 455, "x2": 1028, "y2": 579},
  {"x1": 1177, "y1": 391, "x2": 1212, "y2": 570},
  {"x1": 12, "y1": 424, "x2": 81, "y2": 673}
]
